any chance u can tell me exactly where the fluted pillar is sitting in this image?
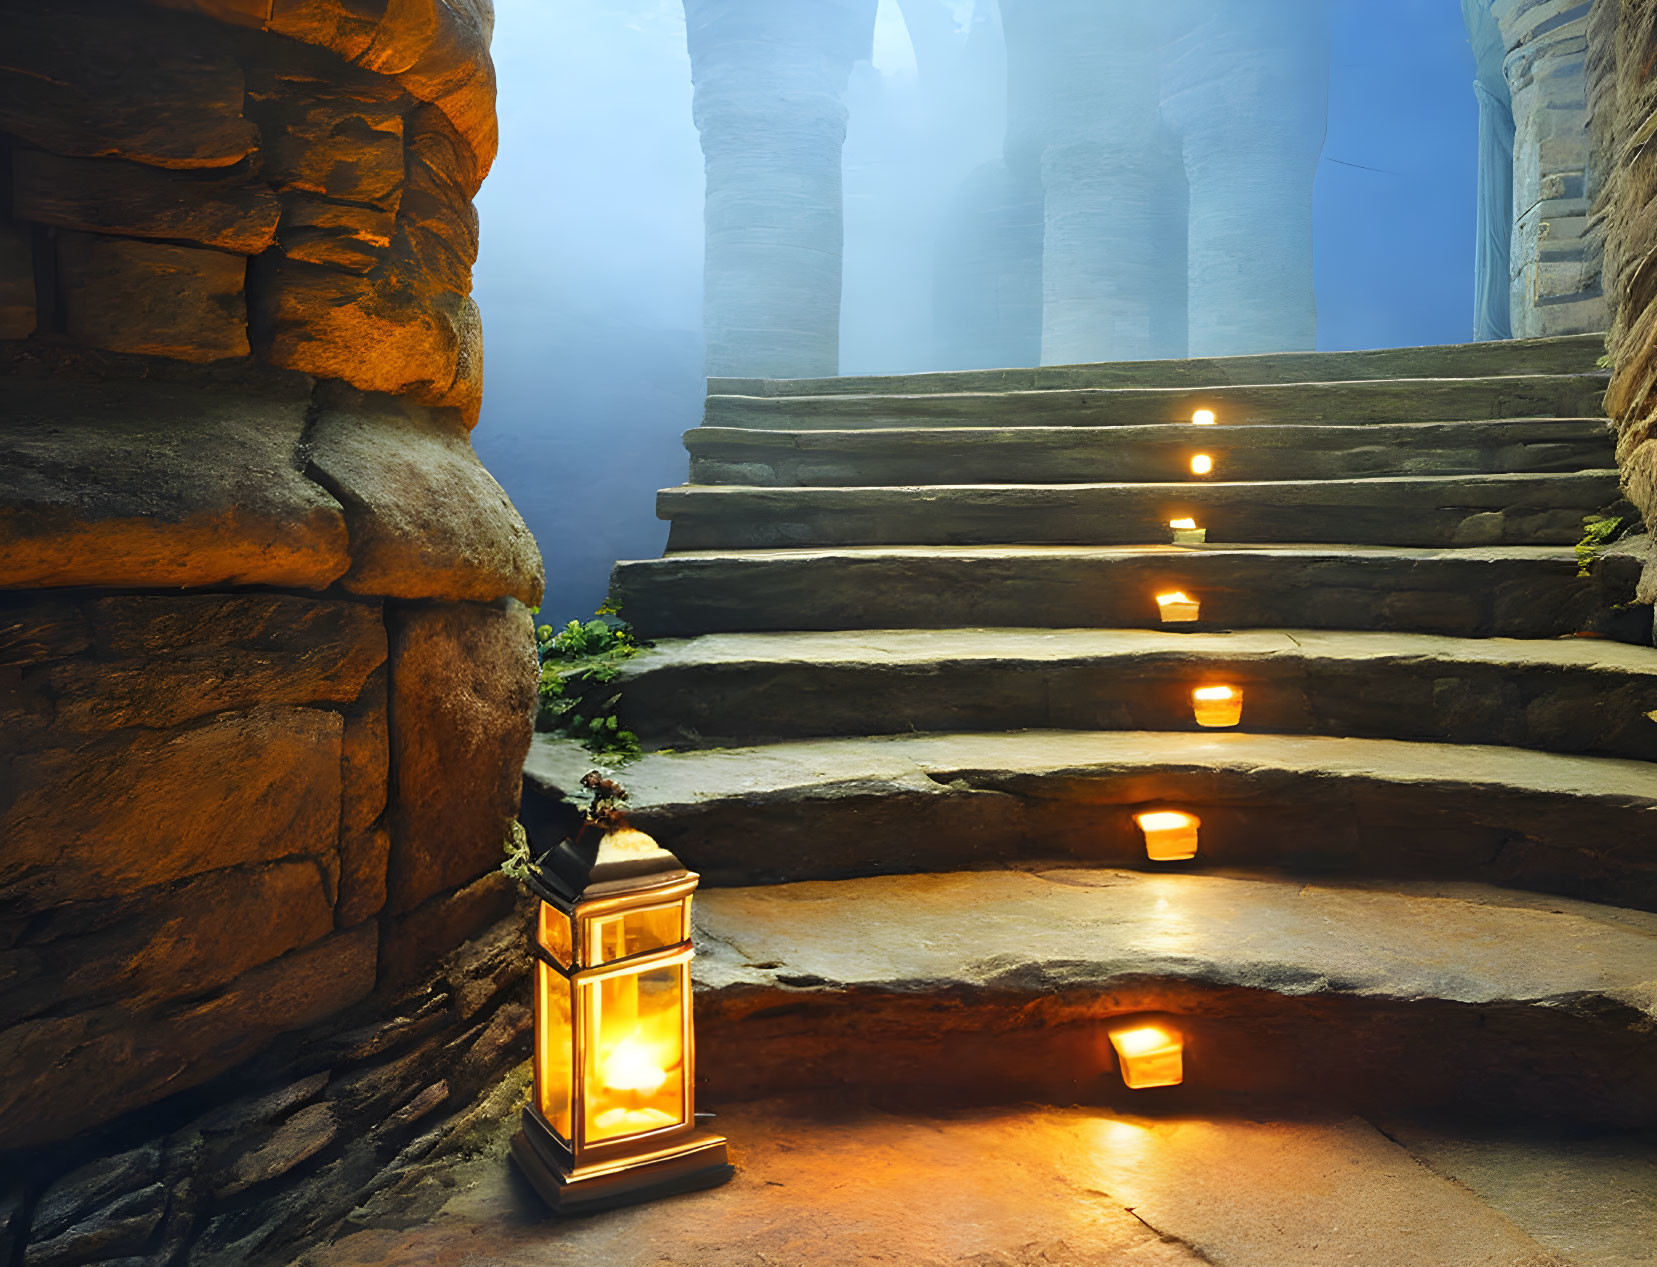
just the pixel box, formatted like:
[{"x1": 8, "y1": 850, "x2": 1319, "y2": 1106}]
[
  {"x1": 684, "y1": 0, "x2": 876, "y2": 378},
  {"x1": 1162, "y1": 2, "x2": 1329, "y2": 357}
]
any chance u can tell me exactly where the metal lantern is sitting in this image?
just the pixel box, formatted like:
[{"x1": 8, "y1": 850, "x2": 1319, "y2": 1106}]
[{"x1": 512, "y1": 775, "x2": 732, "y2": 1214}]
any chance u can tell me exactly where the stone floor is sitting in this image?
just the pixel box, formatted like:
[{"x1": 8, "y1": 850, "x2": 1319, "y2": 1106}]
[{"x1": 297, "y1": 1079, "x2": 1657, "y2": 1267}]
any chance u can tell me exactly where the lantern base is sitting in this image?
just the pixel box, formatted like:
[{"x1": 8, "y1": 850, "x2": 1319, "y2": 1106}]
[{"x1": 512, "y1": 1112, "x2": 733, "y2": 1216}]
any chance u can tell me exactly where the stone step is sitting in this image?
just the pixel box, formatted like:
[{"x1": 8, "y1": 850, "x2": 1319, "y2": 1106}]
[
  {"x1": 708, "y1": 332, "x2": 1607, "y2": 397},
  {"x1": 702, "y1": 374, "x2": 1608, "y2": 432},
  {"x1": 659, "y1": 471, "x2": 1623, "y2": 551},
  {"x1": 689, "y1": 867, "x2": 1657, "y2": 1126},
  {"x1": 685, "y1": 419, "x2": 1614, "y2": 486},
  {"x1": 299, "y1": 1097, "x2": 1657, "y2": 1267},
  {"x1": 609, "y1": 627, "x2": 1657, "y2": 761},
  {"x1": 523, "y1": 730, "x2": 1657, "y2": 909},
  {"x1": 613, "y1": 544, "x2": 1638, "y2": 640}
]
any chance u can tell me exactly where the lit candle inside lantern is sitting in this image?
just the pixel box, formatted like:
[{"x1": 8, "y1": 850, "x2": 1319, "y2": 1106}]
[
  {"x1": 1109, "y1": 1022, "x2": 1185, "y2": 1089},
  {"x1": 1189, "y1": 453, "x2": 1213, "y2": 476},
  {"x1": 594, "y1": 1028, "x2": 680, "y2": 1135},
  {"x1": 1155, "y1": 591, "x2": 1200, "y2": 623},
  {"x1": 1169, "y1": 518, "x2": 1207, "y2": 545},
  {"x1": 1191, "y1": 685, "x2": 1242, "y2": 727},
  {"x1": 1191, "y1": 409, "x2": 1216, "y2": 425},
  {"x1": 1135, "y1": 810, "x2": 1199, "y2": 861}
]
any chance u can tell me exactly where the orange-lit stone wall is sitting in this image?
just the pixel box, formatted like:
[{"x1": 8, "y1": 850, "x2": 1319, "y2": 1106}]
[
  {"x1": 0, "y1": 0, "x2": 542, "y2": 1149},
  {"x1": 1590, "y1": 0, "x2": 1657, "y2": 603}
]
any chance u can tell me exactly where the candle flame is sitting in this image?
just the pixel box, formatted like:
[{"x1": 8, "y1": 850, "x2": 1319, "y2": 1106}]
[
  {"x1": 1192, "y1": 686, "x2": 1236, "y2": 701},
  {"x1": 1189, "y1": 453, "x2": 1213, "y2": 475},
  {"x1": 601, "y1": 1031, "x2": 670, "y2": 1095},
  {"x1": 1169, "y1": 518, "x2": 1197, "y2": 530},
  {"x1": 1156, "y1": 592, "x2": 1190, "y2": 606},
  {"x1": 1136, "y1": 811, "x2": 1197, "y2": 833},
  {"x1": 1191, "y1": 409, "x2": 1216, "y2": 425},
  {"x1": 1112, "y1": 1024, "x2": 1178, "y2": 1057}
]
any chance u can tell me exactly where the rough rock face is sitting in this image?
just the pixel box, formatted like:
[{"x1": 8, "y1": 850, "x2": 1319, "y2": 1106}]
[
  {"x1": 1591, "y1": 0, "x2": 1657, "y2": 598},
  {"x1": 0, "y1": 0, "x2": 543, "y2": 1152},
  {"x1": 0, "y1": 914, "x2": 534, "y2": 1267}
]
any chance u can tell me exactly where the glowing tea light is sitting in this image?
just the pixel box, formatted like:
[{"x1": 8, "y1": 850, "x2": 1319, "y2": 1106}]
[
  {"x1": 1192, "y1": 685, "x2": 1242, "y2": 727},
  {"x1": 1155, "y1": 591, "x2": 1200, "y2": 623},
  {"x1": 1191, "y1": 408, "x2": 1216, "y2": 425},
  {"x1": 1135, "y1": 810, "x2": 1200, "y2": 861},
  {"x1": 602, "y1": 1032, "x2": 671, "y2": 1095},
  {"x1": 1168, "y1": 518, "x2": 1207, "y2": 545},
  {"x1": 1189, "y1": 453, "x2": 1213, "y2": 476},
  {"x1": 1109, "y1": 1021, "x2": 1185, "y2": 1089}
]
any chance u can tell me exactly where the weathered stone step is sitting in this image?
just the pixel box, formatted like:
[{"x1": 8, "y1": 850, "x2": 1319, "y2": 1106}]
[
  {"x1": 685, "y1": 419, "x2": 1614, "y2": 486},
  {"x1": 612, "y1": 627, "x2": 1657, "y2": 761},
  {"x1": 298, "y1": 1097, "x2": 1657, "y2": 1267},
  {"x1": 523, "y1": 730, "x2": 1657, "y2": 909},
  {"x1": 613, "y1": 544, "x2": 1637, "y2": 640},
  {"x1": 659, "y1": 471, "x2": 1622, "y2": 551},
  {"x1": 702, "y1": 374, "x2": 1607, "y2": 431},
  {"x1": 709, "y1": 332, "x2": 1607, "y2": 397},
  {"x1": 690, "y1": 868, "x2": 1657, "y2": 1126}
]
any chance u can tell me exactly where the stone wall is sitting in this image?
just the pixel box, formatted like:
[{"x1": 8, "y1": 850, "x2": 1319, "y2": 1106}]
[
  {"x1": 0, "y1": 0, "x2": 543, "y2": 1152},
  {"x1": 1590, "y1": 0, "x2": 1657, "y2": 602},
  {"x1": 1468, "y1": 0, "x2": 1608, "y2": 340}
]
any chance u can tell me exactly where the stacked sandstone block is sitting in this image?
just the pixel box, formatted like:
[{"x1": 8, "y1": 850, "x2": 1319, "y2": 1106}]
[
  {"x1": 1590, "y1": 0, "x2": 1657, "y2": 602},
  {"x1": 0, "y1": 0, "x2": 543, "y2": 1150}
]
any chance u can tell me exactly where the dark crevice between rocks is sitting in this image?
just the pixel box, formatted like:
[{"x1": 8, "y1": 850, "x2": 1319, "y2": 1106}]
[{"x1": 1123, "y1": 1204, "x2": 1219, "y2": 1264}]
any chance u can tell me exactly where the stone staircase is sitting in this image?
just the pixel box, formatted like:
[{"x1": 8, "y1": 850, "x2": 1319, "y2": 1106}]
[{"x1": 527, "y1": 332, "x2": 1657, "y2": 1129}]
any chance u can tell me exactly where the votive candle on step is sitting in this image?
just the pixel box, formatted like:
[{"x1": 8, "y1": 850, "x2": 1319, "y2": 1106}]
[
  {"x1": 1156, "y1": 591, "x2": 1200, "y2": 623},
  {"x1": 1109, "y1": 1022, "x2": 1185, "y2": 1089},
  {"x1": 1169, "y1": 518, "x2": 1207, "y2": 545},
  {"x1": 1191, "y1": 684, "x2": 1242, "y2": 727},
  {"x1": 1135, "y1": 810, "x2": 1200, "y2": 862}
]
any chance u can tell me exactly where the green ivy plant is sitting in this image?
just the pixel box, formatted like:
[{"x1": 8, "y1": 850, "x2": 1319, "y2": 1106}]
[
  {"x1": 533, "y1": 602, "x2": 645, "y2": 762},
  {"x1": 1576, "y1": 513, "x2": 1630, "y2": 577},
  {"x1": 501, "y1": 819, "x2": 533, "y2": 886}
]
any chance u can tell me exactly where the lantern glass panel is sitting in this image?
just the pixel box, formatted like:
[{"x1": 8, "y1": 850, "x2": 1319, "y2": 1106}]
[
  {"x1": 582, "y1": 962, "x2": 688, "y2": 1143},
  {"x1": 588, "y1": 900, "x2": 687, "y2": 966},
  {"x1": 539, "y1": 902, "x2": 573, "y2": 968},
  {"x1": 535, "y1": 960, "x2": 574, "y2": 1140}
]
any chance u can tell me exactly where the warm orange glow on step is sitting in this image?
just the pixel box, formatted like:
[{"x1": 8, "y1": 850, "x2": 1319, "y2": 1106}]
[
  {"x1": 1109, "y1": 1022, "x2": 1185, "y2": 1088},
  {"x1": 1191, "y1": 685, "x2": 1242, "y2": 727},
  {"x1": 1189, "y1": 453, "x2": 1213, "y2": 476},
  {"x1": 1156, "y1": 591, "x2": 1200, "y2": 623},
  {"x1": 1168, "y1": 518, "x2": 1206, "y2": 545},
  {"x1": 1135, "y1": 810, "x2": 1200, "y2": 861},
  {"x1": 1191, "y1": 409, "x2": 1216, "y2": 425}
]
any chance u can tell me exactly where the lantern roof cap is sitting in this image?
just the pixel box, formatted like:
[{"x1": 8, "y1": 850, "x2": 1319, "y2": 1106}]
[{"x1": 529, "y1": 820, "x2": 691, "y2": 905}]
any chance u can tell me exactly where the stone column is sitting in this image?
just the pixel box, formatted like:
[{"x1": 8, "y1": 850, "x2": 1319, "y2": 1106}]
[
  {"x1": 1161, "y1": 1, "x2": 1329, "y2": 358},
  {"x1": 0, "y1": 0, "x2": 541, "y2": 1148},
  {"x1": 1484, "y1": 0, "x2": 1607, "y2": 337},
  {"x1": 1002, "y1": 0, "x2": 1186, "y2": 365},
  {"x1": 1464, "y1": 0, "x2": 1516, "y2": 341},
  {"x1": 932, "y1": 158, "x2": 1045, "y2": 370},
  {"x1": 684, "y1": 0, "x2": 877, "y2": 379}
]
